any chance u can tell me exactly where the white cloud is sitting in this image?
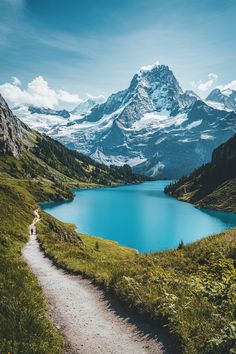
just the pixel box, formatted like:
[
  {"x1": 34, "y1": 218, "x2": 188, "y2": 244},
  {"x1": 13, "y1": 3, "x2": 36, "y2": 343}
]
[
  {"x1": 218, "y1": 80, "x2": 236, "y2": 91},
  {"x1": 86, "y1": 93, "x2": 106, "y2": 102},
  {"x1": 140, "y1": 61, "x2": 160, "y2": 72},
  {"x1": 191, "y1": 73, "x2": 218, "y2": 93},
  {"x1": 11, "y1": 76, "x2": 21, "y2": 86},
  {"x1": 0, "y1": 76, "x2": 81, "y2": 109}
]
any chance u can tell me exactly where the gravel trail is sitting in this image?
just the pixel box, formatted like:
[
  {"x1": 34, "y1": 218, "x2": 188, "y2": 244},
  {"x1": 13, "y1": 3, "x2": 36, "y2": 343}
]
[{"x1": 23, "y1": 210, "x2": 173, "y2": 354}]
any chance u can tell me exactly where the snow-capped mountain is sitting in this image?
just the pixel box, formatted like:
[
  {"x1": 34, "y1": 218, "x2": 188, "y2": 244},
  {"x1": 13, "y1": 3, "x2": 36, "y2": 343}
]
[
  {"x1": 12, "y1": 105, "x2": 68, "y2": 134},
  {"x1": 11, "y1": 96, "x2": 105, "y2": 134},
  {"x1": 15, "y1": 64, "x2": 236, "y2": 178},
  {"x1": 71, "y1": 96, "x2": 106, "y2": 115},
  {"x1": 206, "y1": 88, "x2": 236, "y2": 112}
]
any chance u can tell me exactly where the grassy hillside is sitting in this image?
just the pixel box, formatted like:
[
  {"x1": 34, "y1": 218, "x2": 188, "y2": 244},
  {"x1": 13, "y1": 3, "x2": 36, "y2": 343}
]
[
  {"x1": 165, "y1": 134, "x2": 236, "y2": 212},
  {"x1": 37, "y1": 211, "x2": 236, "y2": 354},
  {"x1": 0, "y1": 131, "x2": 147, "y2": 199},
  {"x1": 0, "y1": 178, "x2": 63, "y2": 354}
]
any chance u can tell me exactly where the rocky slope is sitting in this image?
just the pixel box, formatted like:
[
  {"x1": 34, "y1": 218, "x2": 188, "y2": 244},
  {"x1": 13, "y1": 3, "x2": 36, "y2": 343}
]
[
  {"x1": 165, "y1": 133, "x2": 236, "y2": 212},
  {"x1": 14, "y1": 64, "x2": 236, "y2": 178},
  {"x1": 0, "y1": 94, "x2": 27, "y2": 157}
]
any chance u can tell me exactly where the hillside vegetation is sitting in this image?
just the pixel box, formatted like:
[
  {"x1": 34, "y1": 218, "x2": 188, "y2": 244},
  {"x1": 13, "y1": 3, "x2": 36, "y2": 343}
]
[
  {"x1": 38, "y1": 210, "x2": 236, "y2": 354},
  {"x1": 165, "y1": 134, "x2": 236, "y2": 212},
  {"x1": 0, "y1": 178, "x2": 63, "y2": 354}
]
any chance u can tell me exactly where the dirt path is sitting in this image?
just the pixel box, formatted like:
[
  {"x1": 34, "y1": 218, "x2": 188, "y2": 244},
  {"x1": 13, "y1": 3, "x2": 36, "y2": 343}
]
[{"x1": 23, "y1": 210, "x2": 173, "y2": 354}]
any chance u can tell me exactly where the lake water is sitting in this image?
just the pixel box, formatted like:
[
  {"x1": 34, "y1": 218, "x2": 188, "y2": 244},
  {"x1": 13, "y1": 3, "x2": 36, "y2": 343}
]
[{"x1": 42, "y1": 181, "x2": 236, "y2": 253}]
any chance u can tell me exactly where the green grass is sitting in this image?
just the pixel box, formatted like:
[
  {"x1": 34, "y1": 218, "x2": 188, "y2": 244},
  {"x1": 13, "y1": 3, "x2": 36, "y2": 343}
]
[
  {"x1": 38, "y1": 211, "x2": 136, "y2": 287},
  {"x1": 0, "y1": 178, "x2": 62, "y2": 354},
  {"x1": 38, "y1": 211, "x2": 236, "y2": 354}
]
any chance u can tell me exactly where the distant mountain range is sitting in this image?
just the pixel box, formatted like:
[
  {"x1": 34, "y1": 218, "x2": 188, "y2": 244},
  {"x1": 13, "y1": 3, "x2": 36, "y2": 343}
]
[
  {"x1": 13, "y1": 64, "x2": 236, "y2": 178},
  {"x1": 206, "y1": 88, "x2": 236, "y2": 112}
]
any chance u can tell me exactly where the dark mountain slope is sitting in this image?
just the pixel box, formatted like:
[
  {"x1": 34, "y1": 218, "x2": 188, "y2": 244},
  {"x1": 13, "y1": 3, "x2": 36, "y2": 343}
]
[{"x1": 165, "y1": 134, "x2": 236, "y2": 212}]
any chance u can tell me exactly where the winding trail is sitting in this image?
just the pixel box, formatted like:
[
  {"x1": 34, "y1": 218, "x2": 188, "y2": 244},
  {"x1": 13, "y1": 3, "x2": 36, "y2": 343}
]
[{"x1": 23, "y1": 210, "x2": 173, "y2": 354}]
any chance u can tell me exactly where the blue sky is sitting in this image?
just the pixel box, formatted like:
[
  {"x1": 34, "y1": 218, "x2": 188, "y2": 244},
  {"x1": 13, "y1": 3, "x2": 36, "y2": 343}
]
[{"x1": 0, "y1": 0, "x2": 236, "y2": 106}]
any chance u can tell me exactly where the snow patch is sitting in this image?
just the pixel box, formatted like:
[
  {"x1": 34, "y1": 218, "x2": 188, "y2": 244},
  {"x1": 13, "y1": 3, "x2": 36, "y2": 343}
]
[
  {"x1": 201, "y1": 133, "x2": 214, "y2": 140},
  {"x1": 148, "y1": 162, "x2": 165, "y2": 177},
  {"x1": 186, "y1": 120, "x2": 202, "y2": 130},
  {"x1": 131, "y1": 112, "x2": 187, "y2": 131},
  {"x1": 90, "y1": 149, "x2": 146, "y2": 167},
  {"x1": 205, "y1": 100, "x2": 231, "y2": 111}
]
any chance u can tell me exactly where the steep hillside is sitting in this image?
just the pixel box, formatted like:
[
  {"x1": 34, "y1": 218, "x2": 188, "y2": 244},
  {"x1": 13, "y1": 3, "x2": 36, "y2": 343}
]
[{"x1": 165, "y1": 134, "x2": 236, "y2": 212}]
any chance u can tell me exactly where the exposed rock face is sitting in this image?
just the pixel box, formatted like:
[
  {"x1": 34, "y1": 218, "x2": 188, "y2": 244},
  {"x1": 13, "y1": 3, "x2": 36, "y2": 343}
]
[{"x1": 0, "y1": 94, "x2": 23, "y2": 157}]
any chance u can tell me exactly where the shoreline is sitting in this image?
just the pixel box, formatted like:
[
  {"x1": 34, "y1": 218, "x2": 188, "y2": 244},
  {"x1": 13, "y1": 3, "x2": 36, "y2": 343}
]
[{"x1": 40, "y1": 179, "x2": 236, "y2": 256}]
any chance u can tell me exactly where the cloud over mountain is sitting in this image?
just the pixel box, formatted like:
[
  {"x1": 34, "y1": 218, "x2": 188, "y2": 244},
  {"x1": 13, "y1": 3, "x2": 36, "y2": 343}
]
[
  {"x1": 0, "y1": 76, "x2": 82, "y2": 109},
  {"x1": 191, "y1": 73, "x2": 218, "y2": 93}
]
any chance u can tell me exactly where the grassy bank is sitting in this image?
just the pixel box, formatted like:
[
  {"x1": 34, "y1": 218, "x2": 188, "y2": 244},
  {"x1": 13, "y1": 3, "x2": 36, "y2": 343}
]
[
  {"x1": 0, "y1": 178, "x2": 63, "y2": 354},
  {"x1": 38, "y1": 211, "x2": 236, "y2": 354}
]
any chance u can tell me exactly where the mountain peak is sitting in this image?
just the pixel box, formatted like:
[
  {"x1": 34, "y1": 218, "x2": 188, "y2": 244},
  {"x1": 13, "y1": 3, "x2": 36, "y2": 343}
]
[
  {"x1": 135, "y1": 64, "x2": 182, "y2": 93},
  {"x1": 137, "y1": 63, "x2": 174, "y2": 82}
]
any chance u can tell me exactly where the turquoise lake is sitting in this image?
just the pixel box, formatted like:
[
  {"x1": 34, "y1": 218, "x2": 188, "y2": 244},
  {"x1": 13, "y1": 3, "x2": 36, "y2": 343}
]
[{"x1": 42, "y1": 181, "x2": 236, "y2": 253}]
